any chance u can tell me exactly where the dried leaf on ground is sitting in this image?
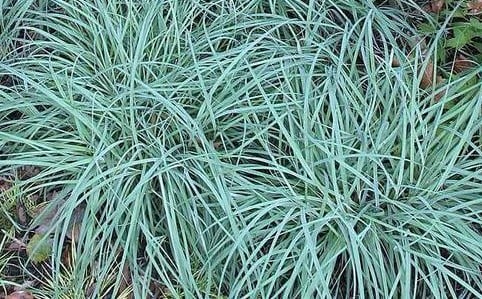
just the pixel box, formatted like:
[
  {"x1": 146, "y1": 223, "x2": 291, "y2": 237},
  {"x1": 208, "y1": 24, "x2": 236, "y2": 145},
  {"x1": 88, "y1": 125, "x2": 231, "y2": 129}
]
[
  {"x1": 17, "y1": 166, "x2": 40, "y2": 180},
  {"x1": 420, "y1": 61, "x2": 446, "y2": 102},
  {"x1": 5, "y1": 291, "x2": 34, "y2": 299},
  {"x1": 433, "y1": 80, "x2": 447, "y2": 102},
  {"x1": 16, "y1": 205, "x2": 28, "y2": 225},
  {"x1": 33, "y1": 197, "x2": 65, "y2": 235},
  {"x1": 391, "y1": 56, "x2": 401, "y2": 67},
  {"x1": 7, "y1": 237, "x2": 26, "y2": 251},
  {"x1": 453, "y1": 55, "x2": 475, "y2": 73},
  {"x1": 468, "y1": 0, "x2": 482, "y2": 14},
  {"x1": 0, "y1": 177, "x2": 12, "y2": 191},
  {"x1": 429, "y1": 0, "x2": 445, "y2": 13},
  {"x1": 33, "y1": 199, "x2": 85, "y2": 242},
  {"x1": 420, "y1": 61, "x2": 438, "y2": 89},
  {"x1": 117, "y1": 262, "x2": 133, "y2": 299}
]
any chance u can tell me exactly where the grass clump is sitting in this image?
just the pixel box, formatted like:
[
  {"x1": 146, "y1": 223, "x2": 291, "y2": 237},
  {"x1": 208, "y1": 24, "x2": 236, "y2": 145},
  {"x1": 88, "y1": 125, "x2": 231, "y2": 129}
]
[{"x1": 0, "y1": 0, "x2": 481, "y2": 298}]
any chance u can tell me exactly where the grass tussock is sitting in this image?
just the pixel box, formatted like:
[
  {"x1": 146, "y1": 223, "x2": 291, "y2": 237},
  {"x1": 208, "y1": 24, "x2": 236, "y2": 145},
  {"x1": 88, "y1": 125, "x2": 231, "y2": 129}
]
[{"x1": 0, "y1": 0, "x2": 481, "y2": 298}]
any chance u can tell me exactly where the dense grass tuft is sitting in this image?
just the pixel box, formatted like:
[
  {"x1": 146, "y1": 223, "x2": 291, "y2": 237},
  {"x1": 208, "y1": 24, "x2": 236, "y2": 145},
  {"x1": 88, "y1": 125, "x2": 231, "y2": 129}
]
[{"x1": 1, "y1": 0, "x2": 481, "y2": 298}]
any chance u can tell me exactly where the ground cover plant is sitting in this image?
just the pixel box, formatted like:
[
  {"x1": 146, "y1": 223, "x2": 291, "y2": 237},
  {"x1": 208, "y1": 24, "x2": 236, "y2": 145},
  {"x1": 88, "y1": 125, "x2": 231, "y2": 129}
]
[{"x1": 1, "y1": 0, "x2": 481, "y2": 298}]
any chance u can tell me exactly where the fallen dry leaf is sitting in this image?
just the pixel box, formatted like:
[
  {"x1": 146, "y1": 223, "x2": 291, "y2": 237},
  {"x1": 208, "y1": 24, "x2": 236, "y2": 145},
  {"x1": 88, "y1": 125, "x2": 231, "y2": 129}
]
[
  {"x1": 424, "y1": 0, "x2": 444, "y2": 13},
  {"x1": 16, "y1": 204, "x2": 28, "y2": 225},
  {"x1": 419, "y1": 60, "x2": 446, "y2": 102},
  {"x1": 0, "y1": 176, "x2": 12, "y2": 191},
  {"x1": 33, "y1": 198, "x2": 66, "y2": 235},
  {"x1": 33, "y1": 200, "x2": 85, "y2": 242},
  {"x1": 420, "y1": 61, "x2": 436, "y2": 89},
  {"x1": 467, "y1": 0, "x2": 482, "y2": 14},
  {"x1": 433, "y1": 78, "x2": 447, "y2": 102},
  {"x1": 5, "y1": 291, "x2": 34, "y2": 299},
  {"x1": 7, "y1": 237, "x2": 26, "y2": 251},
  {"x1": 117, "y1": 262, "x2": 133, "y2": 299},
  {"x1": 119, "y1": 262, "x2": 133, "y2": 298},
  {"x1": 453, "y1": 55, "x2": 474, "y2": 73},
  {"x1": 430, "y1": 0, "x2": 445, "y2": 13},
  {"x1": 17, "y1": 166, "x2": 40, "y2": 180},
  {"x1": 391, "y1": 57, "x2": 401, "y2": 67}
]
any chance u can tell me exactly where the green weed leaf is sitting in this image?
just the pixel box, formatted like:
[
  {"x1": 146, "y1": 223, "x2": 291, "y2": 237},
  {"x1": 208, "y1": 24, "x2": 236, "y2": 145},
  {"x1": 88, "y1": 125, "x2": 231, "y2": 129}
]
[
  {"x1": 26, "y1": 234, "x2": 52, "y2": 263},
  {"x1": 447, "y1": 26, "x2": 475, "y2": 49}
]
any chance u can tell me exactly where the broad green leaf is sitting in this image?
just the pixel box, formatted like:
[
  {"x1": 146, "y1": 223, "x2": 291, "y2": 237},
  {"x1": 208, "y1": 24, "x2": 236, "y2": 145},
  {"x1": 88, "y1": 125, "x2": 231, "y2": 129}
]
[
  {"x1": 26, "y1": 234, "x2": 52, "y2": 263},
  {"x1": 446, "y1": 26, "x2": 475, "y2": 49},
  {"x1": 469, "y1": 18, "x2": 482, "y2": 31}
]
